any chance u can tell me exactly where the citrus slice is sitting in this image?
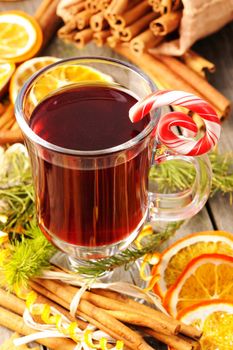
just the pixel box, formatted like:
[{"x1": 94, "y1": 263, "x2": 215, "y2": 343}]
[
  {"x1": 152, "y1": 231, "x2": 233, "y2": 298},
  {"x1": 164, "y1": 253, "x2": 233, "y2": 316},
  {"x1": 30, "y1": 64, "x2": 113, "y2": 105},
  {"x1": 9, "y1": 56, "x2": 60, "y2": 103},
  {"x1": 177, "y1": 300, "x2": 233, "y2": 350},
  {"x1": 0, "y1": 60, "x2": 15, "y2": 97},
  {"x1": 0, "y1": 11, "x2": 43, "y2": 63}
]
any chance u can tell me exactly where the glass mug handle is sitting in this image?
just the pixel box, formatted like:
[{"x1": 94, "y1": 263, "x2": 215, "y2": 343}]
[
  {"x1": 129, "y1": 90, "x2": 221, "y2": 223},
  {"x1": 148, "y1": 148, "x2": 212, "y2": 222}
]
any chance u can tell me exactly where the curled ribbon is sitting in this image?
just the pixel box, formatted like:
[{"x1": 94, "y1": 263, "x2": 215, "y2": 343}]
[{"x1": 14, "y1": 291, "x2": 124, "y2": 350}]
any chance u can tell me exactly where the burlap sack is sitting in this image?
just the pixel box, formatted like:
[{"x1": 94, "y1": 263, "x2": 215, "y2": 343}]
[{"x1": 150, "y1": 0, "x2": 233, "y2": 56}]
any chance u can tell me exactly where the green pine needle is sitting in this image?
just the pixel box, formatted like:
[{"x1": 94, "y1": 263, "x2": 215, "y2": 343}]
[
  {"x1": 149, "y1": 151, "x2": 233, "y2": 201},
  {"x1": 1, "y1": 221, "x2": 56, "y2": 290},
  {"x1": 76, "y1": 221, "x2": 183, "y2": 277}
]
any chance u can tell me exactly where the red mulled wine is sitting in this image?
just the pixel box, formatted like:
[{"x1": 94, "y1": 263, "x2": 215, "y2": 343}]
[{"x1": 29, "y1": 84, "x2": 150, "y2": 247}]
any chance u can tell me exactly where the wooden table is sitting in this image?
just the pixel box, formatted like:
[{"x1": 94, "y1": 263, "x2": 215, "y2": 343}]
[{"x1": 0, "y1": 0, "x2": 233, "y2": 348}]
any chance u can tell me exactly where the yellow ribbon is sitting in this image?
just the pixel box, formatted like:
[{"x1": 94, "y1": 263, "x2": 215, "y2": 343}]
[{"x1": 23, "y1": 291, "x2": 124, "y2": 349}]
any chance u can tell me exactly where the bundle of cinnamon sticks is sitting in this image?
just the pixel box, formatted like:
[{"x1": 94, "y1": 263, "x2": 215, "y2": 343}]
[
  {"x1": 0, "y1": 277, "x2": 202, "y2": 350},
  {"x1": 57, "y1": 0, "x2": 231, "y2": 125}
]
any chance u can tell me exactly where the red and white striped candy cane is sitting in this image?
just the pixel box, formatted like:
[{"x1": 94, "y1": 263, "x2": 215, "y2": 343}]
[{"x1": 129, "y1": 90, "x2": 221, "y2": 156}]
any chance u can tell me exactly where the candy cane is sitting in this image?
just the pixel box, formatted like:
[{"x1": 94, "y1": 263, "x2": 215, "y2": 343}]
[{"x1": 129, "y1": 90, "x2": 221, "y2": 156}]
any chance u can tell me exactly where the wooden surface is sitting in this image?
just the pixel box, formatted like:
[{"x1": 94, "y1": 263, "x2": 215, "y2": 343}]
[{"x1": 0, "y1": 0, "x2": 233, "y2": 348}]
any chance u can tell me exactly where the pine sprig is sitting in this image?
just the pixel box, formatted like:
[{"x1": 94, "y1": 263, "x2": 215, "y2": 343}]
[
  {"x1": 0, "y1": 145, "x2": 35, "y2": 234},
  {"x1": 209, "y1": 152, "x2": 233, "y2": 201},
  {"x1": 76, "y1": 221, "x2": 183, "y2": 277},
  {"x1": 149, "y1": 151, "x2": 233, "y2": 200},
  {"x1": 0, "y1": 221, "x2": 56, "y2": 290}
]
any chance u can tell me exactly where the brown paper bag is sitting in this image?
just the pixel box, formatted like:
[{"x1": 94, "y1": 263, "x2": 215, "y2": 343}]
[{"x1": 149, "y1": 0, "x2": 233, "y2": 56}]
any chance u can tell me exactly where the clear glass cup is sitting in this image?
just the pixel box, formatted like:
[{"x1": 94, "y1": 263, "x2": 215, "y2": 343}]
[{"x1": 15, "y1": 57, "x2": 211, "y2": 265}]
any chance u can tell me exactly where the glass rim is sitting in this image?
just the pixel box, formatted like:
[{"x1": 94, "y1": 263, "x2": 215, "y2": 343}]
[{"x1": 15, "y1": 56, "x2": 158, "y2": 156}]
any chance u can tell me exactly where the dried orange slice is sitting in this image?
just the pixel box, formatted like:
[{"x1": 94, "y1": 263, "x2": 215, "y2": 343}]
[
  {"x1": 152, "y1": 231, "x2": 233, "y2": 298},
  {"x1": 9, "y1": 56, "x2": 60, "y2": 103},
  {"x1": 30, "y1": 64, "x2": 113, "y2": 105},
  {"x1": 164, "y1": 253, "x2": 233, "y2": 316},
  {"x1": 0, "y1": 60, "x2": 15, "y2": 97},
  {"x1": 0, "y1": 11, "x2": 43, "y2": 63},
  {"x1": 176, "y1": 300, "x2": 233, "y2": 350}
]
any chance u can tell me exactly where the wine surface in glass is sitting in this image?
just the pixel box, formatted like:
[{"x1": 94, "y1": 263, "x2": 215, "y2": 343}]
[{"x1": 29, "y1": 84, "x2": 150, "y2": 247}]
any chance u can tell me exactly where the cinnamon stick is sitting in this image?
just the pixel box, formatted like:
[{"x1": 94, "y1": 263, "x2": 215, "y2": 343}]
[
  {"x1": 0, "y1": 129, "x2": 23, "y2": 144},
  {"x1": 90, "y1": 12, "x2": 109, "y2": 32},
  {"x1": 114, "y1": 44, "x2": 224, "y2": 118},
  {"x1": 158, "y1": 54, "x2": 231, "y2": 117},
  {"x1": 35, "y1": 279, "x2": 183, "y2": 336},
  {"x1": 150, "y1": 10, "x2": 182, "y2": 36},
  {"x1": 150, "y1": 0, "x2": 161, "y2": 13},
  {"x1": 117, "y1": 12, "x2": 159, "y2": 42},
  {"x1": 34, "y1": 0, "x2": 62, "y2": 50},
  {"x1": 11, "y1": 121, "x2": 20, "y2": 131},
  {"x1": 143, "y1": 328, "x2": 200, "y2": 350},
  {"x1": 0, "y1": 104, "x2": 14, "y2": 129},
  {"x1": 0, "y1": 102, "x2": 6, "y2": 115},
  {"x1": 107, "y1": 35, "x2": 120, "y2": 48},
  {"x1": 76, "y1": 9, "x2": 92, "y2": 30},
  {"x1": 156, "y1": 0, "x2": 182, "y2": 14},
  {"x1": 0, "y1": 306, "x2": 76, "y2": 350},
  {"x1": 97, "y1": 0, "x2": 111, "y2": 11},
  {"x1": 73, "y1": 28, "x2": 93, "y2": 48},
  {"x1": 114, "y1": 44, "x2": 203, "y2": 94},
  {"x1": 106, "y1": 309, "x2": 180, "y2": 335},
  {"x1": 92, "y1": 288, "x2": 202, "y2": 339},
  {"x1": 108, "y1": 1, "x2": 151, "y2": 29},
  {"x1": 93, "y1": 29, "x2": 111, "y2": 46},
  {"x1": 58, "y1": 20, "x2": 77, "y2": 38},
  {"x1": 130, "y1": 29, "x2": 163, "y2": 55},
  {"x1": 57, "y1": 0, "x2": 85, "y2": 21},
  {"x1": 105, "y1": 0, "x2": 129, "y2": 16},
  {"x1": 182, "y1": 50, "x2": 216, "y2": 77},
  {"x1": 84, "y1": 0, "x2": 99, "y2": 14},
  {"x1": 31, "y1": 280, "x2": 154, "y2": 350},
  {"x1": 0, "y1": 287, "x2": 81, "y2": 326},
  {"x1": 69, "y1": 1, "x2": 86, "y2": 16}
]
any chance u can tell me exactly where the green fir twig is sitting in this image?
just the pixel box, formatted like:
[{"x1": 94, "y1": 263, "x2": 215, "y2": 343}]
[
  {"x1": 149, "y1": 151, "x2": 233, "y2": 201},
  {"x1": 0, "y1": 220, "x2": 56, "y2": 290},
  {"x1": 76, "y1": 221, "x2": 183, "y2": 277}
]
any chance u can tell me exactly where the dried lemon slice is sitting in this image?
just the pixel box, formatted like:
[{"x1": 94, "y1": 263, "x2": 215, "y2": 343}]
[
  {"x1": 164, "y1": 253, "x2": 233, "y2": 316},
  {"x1": 0, "y1": 11, "x2": 43, "y2": 63},
  {"x1": 152, "y1": 231, "x2": 233, "y2": 298},
  {"x1": 177, "y1": 300, "x2": 233, "y2": 350},
  {"x1": 9, "y1": 56, "x2": 59, "y2": 103},
  {"x1": 0, "y1": 60, "x2": 15, "y2": 97},
  {"x1": 30, "y1": 64, "x2": 113, "y2": 105}
]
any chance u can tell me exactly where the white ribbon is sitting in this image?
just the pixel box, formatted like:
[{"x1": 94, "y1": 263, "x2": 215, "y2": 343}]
[
  {"x1": 41, "y1": 270, "x2": 168, "y2": 314},
  {"x1": 70, "y1": 283, "x2": 89, "y2": 317}
]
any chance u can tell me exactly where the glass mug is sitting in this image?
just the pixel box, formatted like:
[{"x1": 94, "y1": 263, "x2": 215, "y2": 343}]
[{"x1": 15, "y1": 57, "x2": 211, "y2": 263}]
